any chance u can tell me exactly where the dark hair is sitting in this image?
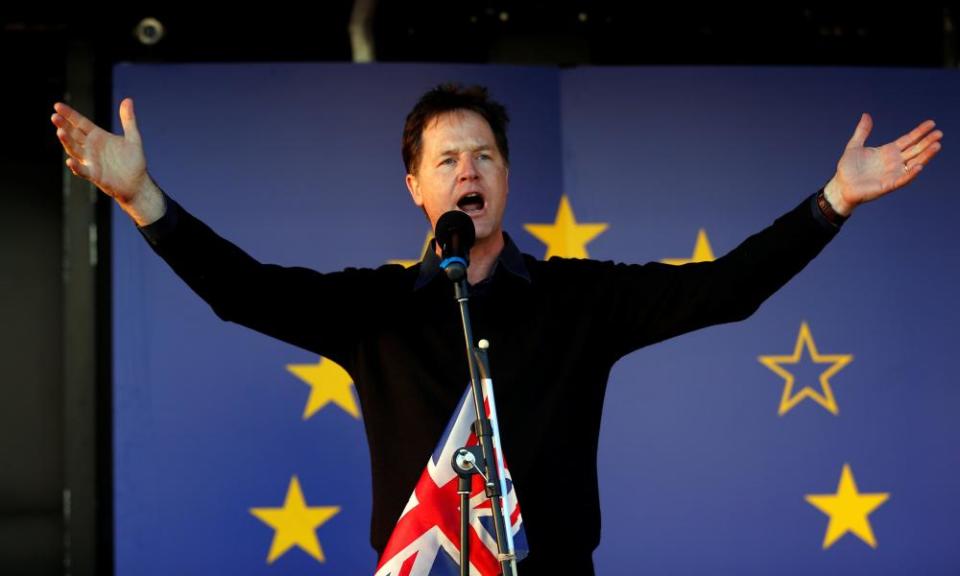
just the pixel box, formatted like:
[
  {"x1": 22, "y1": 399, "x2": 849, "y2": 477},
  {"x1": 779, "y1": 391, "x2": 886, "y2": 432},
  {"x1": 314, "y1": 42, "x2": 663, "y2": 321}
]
[{"x1": 402, "y1": 83, "x2": 510, "y2": 174}]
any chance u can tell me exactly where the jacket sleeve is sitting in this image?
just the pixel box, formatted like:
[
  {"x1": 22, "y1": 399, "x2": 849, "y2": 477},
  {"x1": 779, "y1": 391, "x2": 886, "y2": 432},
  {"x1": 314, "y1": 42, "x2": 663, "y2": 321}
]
[
  {"x1": 591, "y1": 190, "x2": 843, "y2": 360},
  {"x1": 136, "y1": 191, "x2": 385, "y2": 368}
]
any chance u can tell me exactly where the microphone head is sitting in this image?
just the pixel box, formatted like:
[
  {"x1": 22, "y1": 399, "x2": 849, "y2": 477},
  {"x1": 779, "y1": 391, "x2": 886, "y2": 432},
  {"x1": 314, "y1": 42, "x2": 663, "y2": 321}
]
[
  {"x1": 435, "y1": 210, "x2": 476, "y2": 282},
  {"x1": 435, "y1": 210, "x2": 476, "y2": 259}
]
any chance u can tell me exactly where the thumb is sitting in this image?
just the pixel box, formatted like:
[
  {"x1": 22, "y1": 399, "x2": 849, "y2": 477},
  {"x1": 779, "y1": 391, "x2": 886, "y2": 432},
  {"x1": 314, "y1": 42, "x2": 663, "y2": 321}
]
[
  {"x1": 845, "y1": 112, "x2": 872, "y2": 150},
  {"x1": 119, "y1": 97, "x2": 142, "y2": 145}
]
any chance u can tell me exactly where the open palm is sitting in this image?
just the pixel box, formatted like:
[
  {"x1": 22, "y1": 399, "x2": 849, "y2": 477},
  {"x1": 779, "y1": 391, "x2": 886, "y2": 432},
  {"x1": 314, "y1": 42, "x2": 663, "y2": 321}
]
[
  {"x1": 831, "y1": 114, "x2": 942, "y2": 213},
  {"x1": 51, "y1": 98, "x2": 148, "y2": 203}
]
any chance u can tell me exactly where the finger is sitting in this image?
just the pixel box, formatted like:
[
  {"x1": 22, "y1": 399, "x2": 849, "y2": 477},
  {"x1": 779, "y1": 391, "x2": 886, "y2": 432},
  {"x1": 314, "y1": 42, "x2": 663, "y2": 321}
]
[
  {"x1": 894, "y1": 119, "x2": 936, "y2": 151},
  {"x1": 53, "y1": 101, "x2": 97, "y2": 136},
  {"x1": 901, "y1": 129, "x2": 943, "y2": 162},
  {"x1": 53, "y1": 114, "x2": 87, "y2": 145},
  {"x1": 905, "y1": 140, "x2": 942, "y2": 171},
  {"x1": 893, "y1": 142, "x2": 942, "y2": 189},
  {"x1": 50, "y1": 114, "x2": 79, "y2": 154},
  {"x1": 50, "y1": 112, "x2": 69, "y2": 130},
  {"x1": 118, "y1": 97, "x2": 142, "y2": 145},
  {"x1": 846, "y1": 113, "x2": 873, "y2": 150},
  {"x1": 55, "y1": 124, "x2": 85, "y2": 160},
  {"x1": 65, "y1": 157, "x2": 91, "y2": 180}
]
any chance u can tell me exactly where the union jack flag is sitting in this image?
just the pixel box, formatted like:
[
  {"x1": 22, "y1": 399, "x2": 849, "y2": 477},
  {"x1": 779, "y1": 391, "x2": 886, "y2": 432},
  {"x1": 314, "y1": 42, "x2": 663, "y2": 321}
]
[{"x1": 374, "y1": 384, "x2": 528, "y2": 575}]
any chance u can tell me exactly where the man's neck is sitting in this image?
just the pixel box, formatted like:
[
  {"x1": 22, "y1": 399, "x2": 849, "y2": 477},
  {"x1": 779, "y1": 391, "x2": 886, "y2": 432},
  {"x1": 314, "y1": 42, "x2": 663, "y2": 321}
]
[{"x1": 466, "y1": 230, "x2": 505, "y2": 285}]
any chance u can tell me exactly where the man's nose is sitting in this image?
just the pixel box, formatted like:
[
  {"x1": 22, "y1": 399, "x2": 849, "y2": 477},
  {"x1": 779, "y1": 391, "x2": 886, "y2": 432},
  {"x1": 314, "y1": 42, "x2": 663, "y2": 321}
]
[{"x1": 457, "y1": 155, "x2": 478, "y2": 181}]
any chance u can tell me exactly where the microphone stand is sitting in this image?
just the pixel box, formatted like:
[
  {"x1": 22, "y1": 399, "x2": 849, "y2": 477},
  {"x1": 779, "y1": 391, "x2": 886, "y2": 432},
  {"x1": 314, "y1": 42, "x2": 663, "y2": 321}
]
[{"x1": 442, "y1": 256, "x2": 518, "y2": 576}]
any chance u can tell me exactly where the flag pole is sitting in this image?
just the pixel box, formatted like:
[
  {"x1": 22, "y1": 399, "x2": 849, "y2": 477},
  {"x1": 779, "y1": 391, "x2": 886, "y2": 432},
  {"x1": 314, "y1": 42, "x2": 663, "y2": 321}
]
[{"x1": 448, "y1": 276, "x2": 519, "y2": 576}]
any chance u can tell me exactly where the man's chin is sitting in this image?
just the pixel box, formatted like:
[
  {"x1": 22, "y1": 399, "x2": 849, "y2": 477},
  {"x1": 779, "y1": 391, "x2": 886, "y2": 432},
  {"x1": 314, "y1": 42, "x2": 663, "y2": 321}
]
[
  {"x1": 474, "y1": 224, "x2": 503, "y2": 244},
  {"x1": 457, "y1": 209, "x2": 503, "y2": 244}
]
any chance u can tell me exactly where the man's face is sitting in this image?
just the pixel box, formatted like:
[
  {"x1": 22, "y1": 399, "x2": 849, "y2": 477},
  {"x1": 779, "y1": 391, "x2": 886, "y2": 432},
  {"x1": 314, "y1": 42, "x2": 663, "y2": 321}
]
[{"x1": 405, "y1": 110, "x2": 509, "y2": 244}]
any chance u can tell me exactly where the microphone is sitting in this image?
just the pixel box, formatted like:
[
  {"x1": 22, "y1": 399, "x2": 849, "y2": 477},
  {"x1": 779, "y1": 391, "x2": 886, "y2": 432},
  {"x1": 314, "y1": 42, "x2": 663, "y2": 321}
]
[{"x1": 435, "y1": 210, "x2": 476, "y2": 282}]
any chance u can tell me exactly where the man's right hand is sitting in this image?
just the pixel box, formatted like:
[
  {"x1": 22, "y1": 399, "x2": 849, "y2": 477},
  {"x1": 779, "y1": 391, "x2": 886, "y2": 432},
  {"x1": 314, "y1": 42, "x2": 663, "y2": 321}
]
[{"x1": 51, "y1": 97, "x2": 166, "y2": 226}]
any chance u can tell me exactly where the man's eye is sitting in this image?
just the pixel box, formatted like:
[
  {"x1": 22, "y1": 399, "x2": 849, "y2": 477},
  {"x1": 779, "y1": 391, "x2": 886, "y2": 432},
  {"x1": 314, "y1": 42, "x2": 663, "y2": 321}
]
[
  {"x1": 478, "y1": 153, "x2": 491, "y2": 161},
  {"x1": 440, "y1": 158, "x2": 455, "y2": 166}
]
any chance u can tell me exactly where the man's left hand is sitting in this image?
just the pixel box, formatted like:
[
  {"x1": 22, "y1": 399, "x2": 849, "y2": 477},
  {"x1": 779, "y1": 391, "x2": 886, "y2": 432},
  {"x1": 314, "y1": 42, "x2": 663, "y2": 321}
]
[{"x1": 824, "y1": 113, "x2": 942, "y2": 216}]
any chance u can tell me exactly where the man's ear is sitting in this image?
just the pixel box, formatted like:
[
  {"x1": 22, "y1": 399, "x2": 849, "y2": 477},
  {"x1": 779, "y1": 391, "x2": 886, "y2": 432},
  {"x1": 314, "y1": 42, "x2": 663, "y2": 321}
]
[{"x1": 405, "y1": 173, "x2": 422, "y2": 206}]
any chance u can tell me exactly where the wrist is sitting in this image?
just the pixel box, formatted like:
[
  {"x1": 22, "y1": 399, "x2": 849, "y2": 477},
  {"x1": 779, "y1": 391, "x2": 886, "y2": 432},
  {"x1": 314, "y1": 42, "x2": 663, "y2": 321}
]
[
  {"x1": 824, "y1": 176, "x2": 855, "y2": 217},
  {"x1": 119, "y1": 176, "x2": 166, "y2": 227}
]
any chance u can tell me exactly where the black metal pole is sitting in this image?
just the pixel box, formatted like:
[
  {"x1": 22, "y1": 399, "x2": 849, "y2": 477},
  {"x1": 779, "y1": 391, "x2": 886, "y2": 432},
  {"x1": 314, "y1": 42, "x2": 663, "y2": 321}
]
[
  {"x1": 458, "y1": 473, "x2": 471, "y2": 571},
  {"x1": 450, "y1": 278, "x2": 517, "y2": 576}
]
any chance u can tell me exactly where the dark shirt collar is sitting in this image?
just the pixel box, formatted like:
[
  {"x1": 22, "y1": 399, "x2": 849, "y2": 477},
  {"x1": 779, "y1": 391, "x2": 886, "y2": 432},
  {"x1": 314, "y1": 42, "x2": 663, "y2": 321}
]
[{"x1": 414, "y1": 231, "x2": 531, "y2": 290}]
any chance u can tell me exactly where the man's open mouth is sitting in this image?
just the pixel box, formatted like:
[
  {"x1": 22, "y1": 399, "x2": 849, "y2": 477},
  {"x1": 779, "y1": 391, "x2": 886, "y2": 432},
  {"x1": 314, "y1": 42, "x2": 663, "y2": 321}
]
[{"x1": 456, "y1": 192, "x2": 485, "y2": 214}]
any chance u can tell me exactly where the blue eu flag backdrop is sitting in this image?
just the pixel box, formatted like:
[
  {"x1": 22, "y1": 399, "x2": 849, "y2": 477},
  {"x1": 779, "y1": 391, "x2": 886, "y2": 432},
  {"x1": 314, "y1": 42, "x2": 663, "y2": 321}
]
[{"x1": 112, "y1": 63, "x2": 959, "y2": 574}]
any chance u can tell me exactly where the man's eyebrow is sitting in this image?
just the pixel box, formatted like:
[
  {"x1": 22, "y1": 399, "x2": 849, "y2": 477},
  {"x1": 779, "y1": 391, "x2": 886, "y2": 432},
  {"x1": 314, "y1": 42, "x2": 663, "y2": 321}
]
[{"x1": 436, "y1": 144, "x2": 494, "y2": 157}]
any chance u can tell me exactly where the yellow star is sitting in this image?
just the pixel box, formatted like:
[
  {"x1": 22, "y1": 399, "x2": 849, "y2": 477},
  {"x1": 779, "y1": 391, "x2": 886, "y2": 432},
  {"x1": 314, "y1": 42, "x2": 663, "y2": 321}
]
[
  {"x1": 250, "y1": 476, "x2": 341, "y2": 563},
  {"x1": 661, "y1": 228, "x2": 716, "y2": 265},
  {"x1": 523, "y1": 195, "x2": 608, "y2": 259},
  {"x1": 388, "y1": 230, "x2": 433, "y2": 268},
  {"x1": 287, "y1": 357, "x2": 360, "y2": 420},
  {"x1": 805, "y1": 463, "x2": 890, "y2": 549},
  {"x1": 758, "y1": 321, "x2": 853, "y2": 416}
]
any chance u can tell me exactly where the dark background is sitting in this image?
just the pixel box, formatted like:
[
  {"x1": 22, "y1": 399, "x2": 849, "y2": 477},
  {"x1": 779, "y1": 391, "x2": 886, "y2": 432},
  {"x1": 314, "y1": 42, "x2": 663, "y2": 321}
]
[{"x1": 2, "y1": 4, "x2": 956, "y2": 575}]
